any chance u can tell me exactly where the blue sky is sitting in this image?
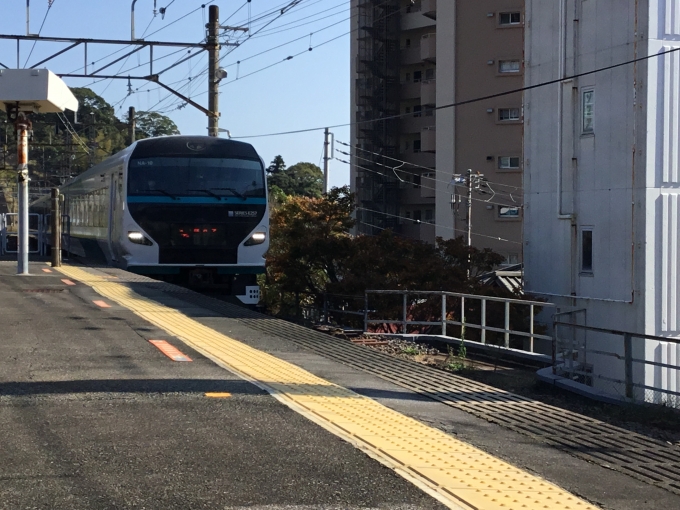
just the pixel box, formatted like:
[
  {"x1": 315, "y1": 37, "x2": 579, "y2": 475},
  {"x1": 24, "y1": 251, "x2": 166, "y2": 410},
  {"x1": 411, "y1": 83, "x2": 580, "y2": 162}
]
[{"x1": 0, "y1": 0, "x2": 351, "y2": 189}]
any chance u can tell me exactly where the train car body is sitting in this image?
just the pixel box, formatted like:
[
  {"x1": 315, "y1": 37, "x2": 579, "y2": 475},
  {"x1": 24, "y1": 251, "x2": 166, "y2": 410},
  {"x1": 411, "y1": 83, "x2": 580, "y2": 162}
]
[{"x1": 33, "y1": 136, "x2": 269, "y2": 304}]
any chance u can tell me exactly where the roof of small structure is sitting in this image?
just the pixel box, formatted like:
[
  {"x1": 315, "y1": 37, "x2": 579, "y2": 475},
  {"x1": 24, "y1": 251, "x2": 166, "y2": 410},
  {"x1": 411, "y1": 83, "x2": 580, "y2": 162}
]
[
  {"x1": 477, "y1": 263, "x2": 523, "y2": 294},
  {"x1": 0, "y1": 68, "x2": 78, "y2": 113}
]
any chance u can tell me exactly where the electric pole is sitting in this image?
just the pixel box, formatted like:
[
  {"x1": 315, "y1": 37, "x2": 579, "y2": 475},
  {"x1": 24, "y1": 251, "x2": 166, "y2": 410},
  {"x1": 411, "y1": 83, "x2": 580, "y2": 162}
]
[
  {"x1": 323, "y1": 128, "x2": 330, "y2": 193},
  {"x1": 207, "y1": 5, "x2": 220, "y2": 137},
  {"x1": 452, "y1": 169, "x2": 484, "y2": 278},
  {"x1": 128, "y1": 106, "x2": 136, "y2": 144}
]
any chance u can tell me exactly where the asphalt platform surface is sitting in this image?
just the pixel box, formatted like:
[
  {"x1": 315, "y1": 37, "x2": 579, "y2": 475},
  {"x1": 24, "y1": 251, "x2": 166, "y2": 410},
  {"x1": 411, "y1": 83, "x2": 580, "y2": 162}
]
[
  {"x1": 0, "y1": 262, "x2": 445, "y2": 510},
  {"x1": 2, "y1": 261, "x2": 680, "y2": 510}
]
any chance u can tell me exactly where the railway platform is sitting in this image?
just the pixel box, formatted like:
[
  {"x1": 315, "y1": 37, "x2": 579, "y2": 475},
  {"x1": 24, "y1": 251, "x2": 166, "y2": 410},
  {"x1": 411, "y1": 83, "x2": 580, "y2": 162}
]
[{"x1": 1, "y1": 261, "x2": 679, "y2": 510}]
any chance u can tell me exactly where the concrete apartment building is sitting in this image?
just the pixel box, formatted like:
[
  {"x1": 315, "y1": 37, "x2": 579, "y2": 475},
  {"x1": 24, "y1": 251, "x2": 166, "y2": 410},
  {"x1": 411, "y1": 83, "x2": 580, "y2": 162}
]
[
  {"x1": 524, "y1": 0, "x2": 680, "y2": 403},
  {"x1": 349, "y1": 0, "x2": 525, "y2": 264}
]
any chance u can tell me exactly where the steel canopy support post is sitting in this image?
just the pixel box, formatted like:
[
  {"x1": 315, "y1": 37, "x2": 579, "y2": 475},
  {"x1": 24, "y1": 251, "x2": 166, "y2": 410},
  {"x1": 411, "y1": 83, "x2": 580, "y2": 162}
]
[
  {"x1": 207, "y1": 5, "x2": 220, "y2": 137},
  {"x1": 50, "y1": 188, "x2": 61, "y2": 267},
  {"x1": 15, "y1": 113, "x2": 30, "y2": 275}
]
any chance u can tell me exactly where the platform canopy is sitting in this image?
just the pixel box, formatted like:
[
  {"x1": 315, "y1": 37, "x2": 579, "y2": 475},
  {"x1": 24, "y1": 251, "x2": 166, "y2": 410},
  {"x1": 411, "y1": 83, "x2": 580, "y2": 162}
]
[{"x1": 0, "y1": 68, "x2": 78, "y2": 113}]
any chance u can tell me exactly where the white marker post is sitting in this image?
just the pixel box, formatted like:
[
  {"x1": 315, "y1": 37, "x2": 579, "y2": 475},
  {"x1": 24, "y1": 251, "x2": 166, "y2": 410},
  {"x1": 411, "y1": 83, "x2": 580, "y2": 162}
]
[{"x1": 0, "y1": 69, "x2": 78, "y2": 275}]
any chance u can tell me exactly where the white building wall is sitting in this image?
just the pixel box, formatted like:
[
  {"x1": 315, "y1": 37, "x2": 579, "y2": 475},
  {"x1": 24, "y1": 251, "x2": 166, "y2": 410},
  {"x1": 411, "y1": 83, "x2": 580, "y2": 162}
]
[
  {"x1": 524, "y1": 0, "x2": 680, "y2": 400},
  {"x1": 644, "y1": 0, "x2": 680, "y2": 401}
]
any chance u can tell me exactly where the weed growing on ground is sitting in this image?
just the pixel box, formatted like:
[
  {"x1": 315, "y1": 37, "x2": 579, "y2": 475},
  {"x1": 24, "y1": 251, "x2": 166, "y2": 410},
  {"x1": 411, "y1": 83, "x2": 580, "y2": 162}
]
[
  {"x1": 446, "y1": 341, "x2": 469, "y2": 372},
  {"x1": 400, "y1": 345, "x2": 420, "y2": 356}
]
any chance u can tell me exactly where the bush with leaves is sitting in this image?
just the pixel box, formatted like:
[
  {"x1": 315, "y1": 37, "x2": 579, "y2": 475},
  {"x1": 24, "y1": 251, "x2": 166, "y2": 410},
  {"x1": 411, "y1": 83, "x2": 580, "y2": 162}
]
[{"x1": 260, "y1": 185, "x2": 539, "y2": 338}]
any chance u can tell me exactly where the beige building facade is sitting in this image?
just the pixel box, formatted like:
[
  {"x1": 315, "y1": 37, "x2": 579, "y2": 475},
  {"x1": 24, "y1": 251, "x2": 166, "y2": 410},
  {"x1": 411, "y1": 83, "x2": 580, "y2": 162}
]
[{"x1": 350, "y1": 0, "x2": 524, "y2": 264}]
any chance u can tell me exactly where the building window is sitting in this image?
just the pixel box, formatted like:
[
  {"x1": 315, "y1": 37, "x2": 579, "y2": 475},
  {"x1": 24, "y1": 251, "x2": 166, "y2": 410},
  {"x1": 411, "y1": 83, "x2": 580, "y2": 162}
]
[
  {"x1": 413, "y1": 105, "x2": 422, "y2": 117},
  {"x1": 405, "y1": 106, "x2": 411, "y2": 114},
  {"x1": 424, "y1": 106, "x2": 434, "y2": 116},
  {"x1": 498, "y1": 206, "x2": 520, "y2": 218},
  {"x1": 425, "y1": 209, "x2": 433, "y2": 223},
  {"x1": 498, "y1": 108, "x2": 521, "y2": 121},
  {"x1": 413, "y1": 70, "x2": 422, "y2": 83},
  {"x1": 498, "y1": 60, "x2": 521, "y2": 73},
  {"x1": 581, "y1": 229, "x2": 593, "y2": 273},
  {"x1": 498, "y1": 156, "x2": 520, "y2": 169},
  {"x1": 499, "y1": 12, "x2": 521, "y2": 25},
  {"x1": 582, "y1": 89, "x2": 594, "y2": 134},
  {"x1": 413, "y1": 174, "x2": 421, "y2": 188},
  {"x1": 405, "y1": 211, "x2": 411, "y2": 219},
  {"x1": 425, "y1": 68, "x2": 435, "y2": 80},
  {"x1": 405, "y1": 38, "x2": 411, "y2": 47},
  {"x1": 403, "y1": 141, "x2": 409, "y2": 151},
  {"x1": 405, "y1": 72, "x2": 411, "y2": 82},
  {"x1": 413, "y1": 140, "x2": 421, "y2": 153},
  {"x1": 413, "y1": 210, "x2": 422, "y2": 222}
]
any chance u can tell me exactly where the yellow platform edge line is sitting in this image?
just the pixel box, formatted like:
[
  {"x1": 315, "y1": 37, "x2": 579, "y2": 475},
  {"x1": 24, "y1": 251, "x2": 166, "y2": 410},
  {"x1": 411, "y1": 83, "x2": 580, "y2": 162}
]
[{"x1": 58, "y1": 265, "x2": 597, "y2": 510}]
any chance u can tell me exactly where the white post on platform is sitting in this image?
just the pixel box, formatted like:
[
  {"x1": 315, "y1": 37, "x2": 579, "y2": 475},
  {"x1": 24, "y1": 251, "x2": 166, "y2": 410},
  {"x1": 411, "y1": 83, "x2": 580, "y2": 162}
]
[
  {"x1": 16, "y1": 113, "x2": 30, "y2": 274},
  {"x1": 0, "y1": 68, "x2": 78, "y2": 275}
]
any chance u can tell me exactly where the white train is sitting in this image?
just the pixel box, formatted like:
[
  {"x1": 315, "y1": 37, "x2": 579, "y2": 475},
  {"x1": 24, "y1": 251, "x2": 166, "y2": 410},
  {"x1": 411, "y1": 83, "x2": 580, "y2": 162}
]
[{"x1": 32, "y1": 135, "x2": 269, "y2": 304}]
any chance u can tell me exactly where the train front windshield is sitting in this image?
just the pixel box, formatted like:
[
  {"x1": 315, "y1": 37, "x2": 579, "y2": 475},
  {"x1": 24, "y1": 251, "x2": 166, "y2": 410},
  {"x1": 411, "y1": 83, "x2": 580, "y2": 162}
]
[{"x1": 127, "y1": 157, "x2": 266, "y2": 198}]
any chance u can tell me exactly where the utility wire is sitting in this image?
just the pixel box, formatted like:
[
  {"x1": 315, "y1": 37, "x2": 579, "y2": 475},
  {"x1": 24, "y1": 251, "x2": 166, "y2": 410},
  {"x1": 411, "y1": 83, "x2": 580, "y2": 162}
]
[
  {"x1": 234, "y1": 45, "x2": 680, "y2": 139},
  {"x1": 356, "y1": 206, "x2": 522, "y2": 245}
]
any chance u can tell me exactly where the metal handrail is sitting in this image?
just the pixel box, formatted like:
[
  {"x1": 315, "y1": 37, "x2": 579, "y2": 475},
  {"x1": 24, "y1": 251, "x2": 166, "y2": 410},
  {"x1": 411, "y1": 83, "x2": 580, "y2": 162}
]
[
  {"x1": 364, "y1": 289, "x2": 556, "y2": 354},
  {"x1": 554, "y1": 320, "x2": 680, "y2": 344},
  {"x1": 553, "y1": 321, "x2": 680, "y2": 403}
]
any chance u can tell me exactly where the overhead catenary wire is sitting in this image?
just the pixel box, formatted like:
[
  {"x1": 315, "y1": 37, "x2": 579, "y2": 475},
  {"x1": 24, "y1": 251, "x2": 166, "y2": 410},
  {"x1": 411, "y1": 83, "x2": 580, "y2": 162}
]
[
  {"x1": 24, "y1": 0, "x2": 57, "y2": 68},
  {"x1": 336, "y1": 142, "x2": 524, "y2": 194},
  {"x1": 150, "y1": 0, "x2": 399, "y2": 112},
  {"x1": 147, "y1": 0, "x2": 313, "y2": 112},
  {"x1": 336, "y1": 158, "x2": 523, "y2": 210}
]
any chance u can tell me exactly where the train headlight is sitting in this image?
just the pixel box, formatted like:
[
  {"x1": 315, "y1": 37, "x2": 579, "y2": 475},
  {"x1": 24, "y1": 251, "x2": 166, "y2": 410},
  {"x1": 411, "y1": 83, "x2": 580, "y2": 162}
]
[
  {"x1": 244, "y1": 231, "x2": 266, "y2": 246},
  {"x1": 128, "y1": 231, "x2": 153, "y2": 246}
]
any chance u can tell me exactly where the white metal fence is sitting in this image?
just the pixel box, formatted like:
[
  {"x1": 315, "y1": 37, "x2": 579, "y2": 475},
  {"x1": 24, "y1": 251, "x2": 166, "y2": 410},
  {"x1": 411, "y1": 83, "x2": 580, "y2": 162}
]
[
  {"x1": 363, "y1": 290, "x2": 556, "y2": 355},
  {"x1": 0, "y1": 213, "x2": 70, "y2": 257}
]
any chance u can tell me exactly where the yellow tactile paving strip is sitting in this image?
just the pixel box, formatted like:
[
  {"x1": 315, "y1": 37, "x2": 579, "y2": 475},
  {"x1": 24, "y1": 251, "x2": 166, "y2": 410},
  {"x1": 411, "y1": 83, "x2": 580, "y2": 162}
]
[{"x1": 58, "y1": 265, "x2": 598, "y2": 510}]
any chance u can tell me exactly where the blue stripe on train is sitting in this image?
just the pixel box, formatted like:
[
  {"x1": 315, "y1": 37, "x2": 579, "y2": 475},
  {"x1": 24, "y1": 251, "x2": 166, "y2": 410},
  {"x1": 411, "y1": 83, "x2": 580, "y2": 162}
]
[{"x1": 127, "y1": 196, "x2": 267, "y2": 205}]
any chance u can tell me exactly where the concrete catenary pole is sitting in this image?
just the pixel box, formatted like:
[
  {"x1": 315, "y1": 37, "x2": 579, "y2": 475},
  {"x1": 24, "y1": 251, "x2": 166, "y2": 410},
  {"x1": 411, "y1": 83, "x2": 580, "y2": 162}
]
[
  {"x1": 50, "y1": 187, "x2": 61, "y2": 267},
  {"x1": 128, "y1": 106, "x2": 136, "y2": 144},
  {"x1": 15, "y1": 112, "x2": 30, "y2": 275},
  {"x1": 207, "y1": 5, "x2": 220, "y2": 137},
  {"x1": 323, "y1": 127, "x2": 330, "y2": 193}
]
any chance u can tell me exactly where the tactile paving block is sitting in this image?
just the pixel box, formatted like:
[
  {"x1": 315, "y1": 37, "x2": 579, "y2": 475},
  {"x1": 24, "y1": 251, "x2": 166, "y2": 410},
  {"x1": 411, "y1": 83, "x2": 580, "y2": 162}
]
[{"x1": 58, "y1": 265, "x2": 601, "y2": 510}]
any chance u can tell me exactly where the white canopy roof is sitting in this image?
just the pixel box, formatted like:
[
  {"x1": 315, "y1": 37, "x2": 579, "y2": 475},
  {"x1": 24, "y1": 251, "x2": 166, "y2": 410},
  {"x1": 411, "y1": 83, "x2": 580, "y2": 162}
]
[{"x1": 0, "y1": 68, "x2": 78, "y2": 113}]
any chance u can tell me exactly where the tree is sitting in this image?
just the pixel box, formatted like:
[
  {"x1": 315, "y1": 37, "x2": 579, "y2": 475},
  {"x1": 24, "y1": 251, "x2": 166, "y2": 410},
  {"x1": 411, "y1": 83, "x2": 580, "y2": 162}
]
[
  {"x1": 261, "y1": 187, "x2": 519, "y2": 332},
  {"x1": 0, "y1": 87, "x2": 182, "y2": 186},
  {"x1": 267, "y1": 161, "x2": 323, "y2": 198},
  {"x1": 262, "y1": 186, "x2": 355, "y2": 317},
  {"x1": 267, "y1": 155, "x2": 286, "y2": 174},
  {"x1": 125, "y1": 110, "x2": 180, "y2": 140}
]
